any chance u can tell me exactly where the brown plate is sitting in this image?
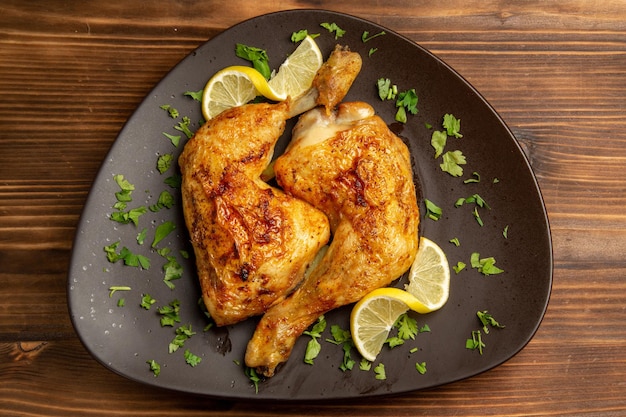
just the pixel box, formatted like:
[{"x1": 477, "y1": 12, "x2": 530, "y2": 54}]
[{"x1": 68, "y1": 9, "x2": 552, "y2": 400}]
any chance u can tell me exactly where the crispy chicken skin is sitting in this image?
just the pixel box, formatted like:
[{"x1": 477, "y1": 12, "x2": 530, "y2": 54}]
[
  {"x1": 245, "y1": 102, "x2": 420, "y2": 376},
  {"x1": 178, "y1": 46, "x2": 362, "y2": 327},
  {"x1": 178, "y1": 101, "x2": 330, "y2": 326}
]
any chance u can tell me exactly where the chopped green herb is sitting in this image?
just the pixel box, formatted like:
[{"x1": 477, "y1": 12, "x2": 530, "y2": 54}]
[
  {"x1": 113, "y1": 174, "x2": 135, "y2": 203},
  {"x1": 453, "y1": 261, "x2": 466, "y2": 274},
  {"x1": 420, "y1": 324, "x2": 431, "y2": 333},
  {"x1": 163, "y1": 132, "x2": 181, "y2": 147},
  {"x1": 104, "y1": 241, "x2": 151, "y2": 269},
  {"x1": 362, "y1": 30, "x2": 386, "y2": 42},
  {"x1": 359, "y1": 358, "x2": 372, "y2": 371},
  {"x1": 146, "y1": 359, "x2": 161, "y2": 376},
  {"x1": 108, "y1": 285, "x2": 131, "y2": 297},
  {"x1": 291, "y1": 29, "x2": 319, "y2": 42},
  {"x1": 174, "y1": 116, "x2": 193, "y2": 139},
  {"x1": 149, "y1": 190, "x2": 175, "y2": 212},
  {"x1": 184, "y1": 349, "x2": 202, "y2": 367},
  {"x1": 158, "y1": 299, "x2": 181, "y2": 327},
  {"x1": 431, "y1": 130, "x2": 447, "y2": 158},
  {"x1": 464, "y1": 172, "x2": 481, "y2": 184},
  {"x1": 415, "y1": 361, "x2": 427, "y2": 375},
  {"x1": 374, "y1": 363, "x2": 386, "y2": 380},
  {"x1": 159, "y1": 104, "x2": 179, "y2": 119},
  {"x1": 424, "y1": 198, "x2": 442, "y2": 221},
  {"x1": 235, "y1": 44, "x2": 271, "y2": 80},
  {"x1": 164, "y1": 174, "x2": 182, "y2": 188},
  {"x1": 320, "y1": 22, "x2": 346, "y2": 39},
  {"x1": 376, "y1": 78, "x2": 397, "y2": 101},
  {"x1": 470, "y1": 252, "x2": 504, "y2": 276},
  {"x1": 473, "y1": 206, "x2": 484, "y2": 226},
  {"x1": 117, "y1": 298, "x2": 125, "y2": 307},
  {"x1": 394, "y1": 313, "x2": 418, "y2": 340},
  {"x1": 303, "y1": 315, "x2": 326, "y2": 365},
  {"x1": 395, "y1": 89, "x2": 418, "y2": 123},
  {"x1": 465, "y1": 330, "x2": 485, "y2": 354},
  {"x1": 245, "y1": 366, "x2": 261, "y2": 393},
  {"x1": 160, "y1": 250, "x2": 183, "y2": 290},
  {"x1": 326, "y1": 325, "x2": 355, "y2": 371},
  {"x1": 136, "y1": 228, "x2": 147, "y2": 245},
  {"x1": 443, "y1": 113, "x2": 463, "y2": 138},
  {"x1": 152, "y1": 221, "x2": 176, "y2": 248},
  {"x1": 449, "y1": 237, "x2": 460, "y2": 247},
  {"x1": 169, "y1": 324, "x2": 196, "y2": 353},
  {"x1": 503, "y1": 225, "x2": 509, "y2": 239},
  {"x1": 184, "y1": 89, "x2": 203, "y2": 101},
  {"x1": 156, "y1": 154, "x2": 174, "y2": 174},
  {"x1": 440, "y1": 150, "x2": 466, "y2": 177},
  {"x1": 477, "y1": 310, "x2": 505, "y2": 334},
  {"x1": 368, "y1": 48, "x2": 378, "y2": 57},
  {"x1": 492, "y1": 177, "x2": 500, "y2": 184},
  {"x1": 110, "y1": 205, "x2": 147, "y2": 226},
  {"x1": 140, "y1": 293, "x2": 157, "y2": 310},
  {"x1": 409, "y1": 347, "x2": 419, "y2": 354}
]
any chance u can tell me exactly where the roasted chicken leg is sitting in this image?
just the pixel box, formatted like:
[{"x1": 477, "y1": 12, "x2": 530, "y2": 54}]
[
  {"x1": 178, "y1": 46, "x2": 362, "y2": 326},
  {"x1": 245, "y1": 102, "x2": 420, "y2": 377}
]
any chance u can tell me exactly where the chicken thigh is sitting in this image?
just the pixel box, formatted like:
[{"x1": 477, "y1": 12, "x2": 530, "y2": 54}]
[
  {"x1": 178, "y1": 46, "x2": 361, "y2": 326},
  {"x1": 245, "y1": 102, "x2": 420, "y2": 376}
]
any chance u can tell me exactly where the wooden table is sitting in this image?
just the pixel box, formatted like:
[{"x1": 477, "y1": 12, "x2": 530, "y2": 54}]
[{"x1": 2, "y1": 1, "x2": 625, "y2": 415}]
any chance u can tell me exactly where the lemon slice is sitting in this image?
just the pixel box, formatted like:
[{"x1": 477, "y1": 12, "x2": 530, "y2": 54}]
[
  {"x1": 201, "y1": 66, "x2": 278, "y2": 120},
  {"x1": 405, "y1": 237, "x2": 450, "y2": 312},
  {"x1": 267, "y1": 35, "x2": 323, "y2": 100},
  {"x1": 201, "y1": 36, "x2": 323, "y2": 121},
  {"x1": 350, "y1": 287, "x2": 426, "y2": 361}
]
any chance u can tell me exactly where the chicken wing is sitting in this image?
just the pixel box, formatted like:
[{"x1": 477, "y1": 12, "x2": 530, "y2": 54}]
[
  {"x1": 178, "y1": 46, "x2": 362, "y2": 326},
  {"x1": 245, "y1": 102, "x2": 420, "y2": 376}
]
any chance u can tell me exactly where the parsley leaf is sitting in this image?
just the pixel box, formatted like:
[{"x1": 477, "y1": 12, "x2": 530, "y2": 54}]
[
  {"x1": 362, "y1": 30, "x2": 386, "y2": 42},
  {"x1": 477, "y1": 310, "x2": 505, "y2": 334},
  {"x1": 158, "y1": 299, "x2": 181, "y2": 327},
  {"x1": 395, "y1": 89, "x2": 418, "y2": 123},
  {"x1": 320, "y1": 22, "x2": 346, "y2": 39},
  {"x1": 149, "y1": 190, "x2": 175, "y2": 212},
  {"x1": 415, "y1": 361, "x2": 427, "y2": 375},
  {"x1": 174, "y1": 116, "x2": 193, "y2": 139},
  {"x1": 431, "y1": 130, "x2": 447, "y2": 158},
  {"x1": 374, "y1": 363, "x2": 386, "y2": 380},
  {"x1": 470, "y1": 252, "x2": 504, "y2": 276},
  {"x1": 424, "y1": 199, "x2": 442, "y2": 221},
  {"x1": 159, "y1": 104, "x2": 179, "y2": 119},
  {"x1": 104, "y1": 241, "x2": 150, "y2": 269},
  {"x1": 152, "y1": 221, "x2": 176, "y2": 248},
  {"x1": 440, "y1": 150, "x2": 466, "y2": 177},
  {"x1": 140, "y1": 293, "x2": 156, "y2": 310},
  {"x1": 163, "y1": 132, "x2": 181, "y2": 147},
  {"x1": 169, "y1": 324, "x2": 195, "y2": 353},
  {"x1": 291, "y1": 30, "x2": 319, "y2": 42},
  {"x1": 443, "y1": 113, "x2": 463, "y2": 138},
  {"x1": 183, "y1": 89, "x2": 203, "y2": 101},
  {"x1": 394, "y1": 313, "x2": 418, "y2": 340},
  {"x1": 146, "y1": 359, "x2": 161, "y2": 376},
  {"x1": 235, "y1": 44, "x2": 271, "y2": 80},
  {"x1": 184, "y1": 349, "x2": 202, "y2": 367},
  {"x1": 376, "y1": 78, "x2": 397, "y2": 100},
  {"x1": 156, "y1": 153, "x2": 174, "y2": 174},
  {"x1": 303, "y1": 315, "x2": 326, "y2": 365},
  {"x1": 245, "y1": 367, "x2": 261, "y2": 393}
]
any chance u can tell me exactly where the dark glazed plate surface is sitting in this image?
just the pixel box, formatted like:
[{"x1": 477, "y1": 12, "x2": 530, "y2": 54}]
[{"x1": 68, "y1": 9, "x2": 552, "y2": 400}]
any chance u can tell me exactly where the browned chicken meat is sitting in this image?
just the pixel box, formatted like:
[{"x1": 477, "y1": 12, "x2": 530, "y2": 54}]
[
  {"x1": 245, "y1": 102, "x2": 420, "y2": 377},
  {"x1": 178, "y1": 46, "x2": 361, "y2": 326}
]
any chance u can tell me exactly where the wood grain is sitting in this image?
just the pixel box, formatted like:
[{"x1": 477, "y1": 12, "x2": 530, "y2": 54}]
[{"x1": 1, "y1": 0, "x2": 625, "y2": 415}]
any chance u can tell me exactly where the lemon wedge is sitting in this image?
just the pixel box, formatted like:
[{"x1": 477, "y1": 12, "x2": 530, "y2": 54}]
[
  {"x1": 405, "y1": 237, "x2": 450, "y2": 312},
  {"x1": 201, "y1": 36, "x2": 323, "y2": 120}
]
